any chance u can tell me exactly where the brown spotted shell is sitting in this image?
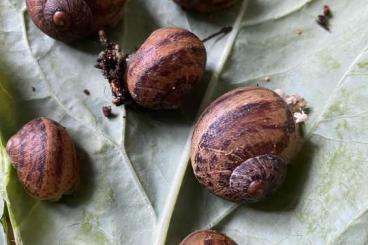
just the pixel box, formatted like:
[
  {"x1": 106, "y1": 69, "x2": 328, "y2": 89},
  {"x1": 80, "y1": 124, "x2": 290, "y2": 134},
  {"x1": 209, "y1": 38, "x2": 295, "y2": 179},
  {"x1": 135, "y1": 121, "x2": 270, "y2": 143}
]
[
  {"x1": 127, "y1": 27, "x2": 207, "y2": 110},
  {"x1": 6, "y1": 118, "x2": 79, "y2": 201},
  {"x1": 180, "y1": 230, "x2": 236, "y2": 245},
  {"x1": 191, "y1": 87, "x2": 300, "y2": 202},
  {"x1": 174, "y1": 0, "x2": 237, "y2": 12},
  {"x1": 26, "y1": 0, "x2": 126, "y2": 42}
]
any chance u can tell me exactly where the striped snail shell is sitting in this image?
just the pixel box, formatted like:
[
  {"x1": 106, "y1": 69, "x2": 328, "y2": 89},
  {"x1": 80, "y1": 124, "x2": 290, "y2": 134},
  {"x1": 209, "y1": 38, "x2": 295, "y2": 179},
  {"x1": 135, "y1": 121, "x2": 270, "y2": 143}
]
[
  {"x1": 174, "y1": 0, "x2": 237, "y2": 12},
  {"x1": 180, "y1": 230, "x2": 236, "y2": 245},
  {"x1": 26, "y1": 0, "x2": 126, "y2": 42},
  {"x1": 127, "y1": 27, "x2": 206, "y2": 110},
  {"x1": 6, "y1": 118, "x2": 79, "y2": 201},
  {"x1": 191, "y1": 87, "x2": 300, "y2": 202}
]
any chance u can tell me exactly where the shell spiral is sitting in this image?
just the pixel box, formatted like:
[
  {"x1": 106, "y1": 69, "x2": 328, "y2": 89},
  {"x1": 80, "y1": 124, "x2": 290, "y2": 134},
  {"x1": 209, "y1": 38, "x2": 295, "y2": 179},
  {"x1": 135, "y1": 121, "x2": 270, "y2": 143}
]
[
  {"x1": 127, "y1": 27, "x2": 207, "y2": 110},
  {"x1": 6, "y1": 118, "x2": 79, "y2": 201},
  {"x1": 191, "y1": 87, "x2": 299, "y2": 202},
  {"x1": 174, "y1": 0, "x2": 237, "y2": 12}
]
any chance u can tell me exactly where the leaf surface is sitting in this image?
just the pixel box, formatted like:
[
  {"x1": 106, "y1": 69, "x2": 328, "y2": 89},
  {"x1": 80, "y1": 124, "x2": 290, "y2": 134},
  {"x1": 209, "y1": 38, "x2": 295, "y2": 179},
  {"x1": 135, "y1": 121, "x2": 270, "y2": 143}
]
[{"x1": 1, "y1": 0, "x2": 368, "y2": 244}]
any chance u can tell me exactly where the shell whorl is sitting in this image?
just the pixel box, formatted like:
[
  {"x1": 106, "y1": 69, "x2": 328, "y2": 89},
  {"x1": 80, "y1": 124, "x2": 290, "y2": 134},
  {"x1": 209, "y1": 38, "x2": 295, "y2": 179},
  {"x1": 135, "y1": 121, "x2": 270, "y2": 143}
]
[
  {"x1": 229, "y1": 154, "x2": 287, "y2": 202},
  {"x1": 6, "y1": 118, "x2": 79, "y2": 201},
  {"x1": 26, "y1": 0, "x2": 93, "y2": 42},
  {"x1": 127, "y1": 27, "x2": 207, "y2": 110}
]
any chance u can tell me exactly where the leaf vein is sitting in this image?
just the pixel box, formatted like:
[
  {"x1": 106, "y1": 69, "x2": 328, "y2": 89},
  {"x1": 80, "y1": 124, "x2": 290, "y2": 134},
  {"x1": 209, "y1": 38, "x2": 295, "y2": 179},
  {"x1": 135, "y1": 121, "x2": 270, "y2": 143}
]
[{"x1": 19, "y1": 9, "x2": 156, "y2": 218}]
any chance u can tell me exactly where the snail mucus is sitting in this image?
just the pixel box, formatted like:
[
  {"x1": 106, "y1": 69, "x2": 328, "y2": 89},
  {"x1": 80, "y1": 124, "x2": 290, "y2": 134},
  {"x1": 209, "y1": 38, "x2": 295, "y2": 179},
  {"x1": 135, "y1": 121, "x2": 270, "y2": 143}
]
[
  {"x1": 180, "y1": 230, "x2": 236, "y2": 245},
  {"x1": 26, "y1": 0, "x2": 127, "y2": 42},
  {"x1": 174, "y1": 0, "x2": 238, "y2": 12},
  {"x1": 95, "y1": 27, "x2": 232, "y2": 110},
  {"x1": 6, "y1": 118, "x2": 79, "y2": 201},
  {"x1": 191, "y1": 86, "x2": 308, "y2": 202}
]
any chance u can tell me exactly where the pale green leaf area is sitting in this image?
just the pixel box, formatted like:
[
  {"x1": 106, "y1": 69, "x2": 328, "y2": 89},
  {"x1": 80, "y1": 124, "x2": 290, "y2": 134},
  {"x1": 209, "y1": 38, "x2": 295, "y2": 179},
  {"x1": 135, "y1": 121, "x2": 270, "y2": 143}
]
[{"x1": 1, "y1": 0, "x2": 368, "y2": 244}]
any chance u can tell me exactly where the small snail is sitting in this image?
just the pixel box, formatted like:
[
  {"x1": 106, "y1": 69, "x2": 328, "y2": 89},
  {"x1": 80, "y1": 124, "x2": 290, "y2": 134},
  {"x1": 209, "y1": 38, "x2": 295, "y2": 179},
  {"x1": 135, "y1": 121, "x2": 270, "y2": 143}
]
[
  {"x1": 96, "y1": 27, "x2": 207, "y2": 109},
  {"x1": 191, "y1": 87, "x2": 304, "y2": 202},
  {"x1": 96, "y1": 27, "x2": 233, "y2": 110},
  {"x1": 26, "y1": 0, "x2": 126, "y2": 42},
  {"x1": 6, "y1": 118, "x2": 79, "y2": 201},
  {"x1": 127, "y1": 27, "x2": 207, "y2": 109},
  {"x1": 180, "y1": 230, "x2": 236, "y2": 245},
  {"x1": 174, "y1": 0, "x2": 237, "y2": 12}
]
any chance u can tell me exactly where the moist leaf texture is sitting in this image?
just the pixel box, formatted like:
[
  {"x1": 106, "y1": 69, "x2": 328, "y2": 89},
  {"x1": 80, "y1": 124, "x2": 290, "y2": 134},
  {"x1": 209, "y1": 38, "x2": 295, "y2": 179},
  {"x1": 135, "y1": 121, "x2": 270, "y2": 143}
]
[{"x1": 1, "y1": 0, "x2": 368, "y2": 244}]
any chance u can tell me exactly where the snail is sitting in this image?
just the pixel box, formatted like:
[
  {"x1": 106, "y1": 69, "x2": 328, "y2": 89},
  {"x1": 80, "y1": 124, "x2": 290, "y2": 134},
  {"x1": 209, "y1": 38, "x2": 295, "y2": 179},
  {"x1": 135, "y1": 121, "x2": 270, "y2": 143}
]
[
  {"x1": 6, "y1": 118, "x2": 79, "y2": 201},
  {"x1": 191, "y1": 86, "x2": 306, "y2": 202},
  {"x1": 96, "y1": 27, "x2": 207, "y2": 109},
  {"x1": 174, "y1": 0, "x2": 237, "y2": 12},
  {"x1": 180, "y1": 230, "x2": 236, "y2": 245},
  {"x1": 126, "y1": 27, "x2": 207, "y2": 109},
  {"x1": 26, "y1": 0, "x2": 126, "y2": 42},
  {"x1": 96, "y1": 27, "x2": 232, "y2": 110}
]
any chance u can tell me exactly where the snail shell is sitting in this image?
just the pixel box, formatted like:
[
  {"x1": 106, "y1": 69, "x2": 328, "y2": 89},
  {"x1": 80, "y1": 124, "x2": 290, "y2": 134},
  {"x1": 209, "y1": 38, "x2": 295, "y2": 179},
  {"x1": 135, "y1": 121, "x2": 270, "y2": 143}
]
[
  {"x1": 191, "y1": 87, "x2": 300, "y2": 202},
  {"x1": 174, "y1": 0, "x2": 237, "y2": 12},
  {"x1": 26, "y1": 0, "x2": 126, "y2": 42},
  {"x1": 180, "y1": 230, "x2": 236, "y2": 245},
  {"x1": 127, "y1": 27, "x2": 207, "y2": 110},
  {"x1": 6, "y1": 118, "x2": 79, "y2": 201}
]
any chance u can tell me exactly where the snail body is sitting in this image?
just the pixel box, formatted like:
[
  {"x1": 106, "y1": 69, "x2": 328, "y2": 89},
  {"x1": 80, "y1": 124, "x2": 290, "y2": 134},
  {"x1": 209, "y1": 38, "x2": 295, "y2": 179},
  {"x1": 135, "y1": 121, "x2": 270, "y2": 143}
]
[
  {"x1": 191, "y1": 87, "x2": 300, "y2": 202},
  {"x1": 6, "y1": 118, "x2": 79, "y2": 201},
  {"x1": 180, "y1": 230, "x2": 236, "y2": 245},
  {"x1": 26, "y1": 0, "x2": 126, "y2": 42},
  {"x1": 174, "y1": 0, "x2": 237, "y2": 12},
  {"x1": 126, "y1": 27, "x2": 206, "y2": 109}
]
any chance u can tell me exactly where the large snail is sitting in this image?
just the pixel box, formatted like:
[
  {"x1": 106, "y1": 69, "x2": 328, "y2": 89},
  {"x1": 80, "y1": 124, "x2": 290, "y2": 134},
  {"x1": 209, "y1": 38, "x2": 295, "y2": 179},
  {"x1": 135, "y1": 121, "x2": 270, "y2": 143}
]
[
  {"x1": 6, "y1": 118, "x2": 79, "y2": 201},
  {"x1": 191, "y1": 87, "x2": 306, "y2": 202},
  {"x1": 174, "y1": 0, "x2": 237, "y2": 12},
  {"x1": 26, "y1": 0, "x2": 126, "y2": 42}
]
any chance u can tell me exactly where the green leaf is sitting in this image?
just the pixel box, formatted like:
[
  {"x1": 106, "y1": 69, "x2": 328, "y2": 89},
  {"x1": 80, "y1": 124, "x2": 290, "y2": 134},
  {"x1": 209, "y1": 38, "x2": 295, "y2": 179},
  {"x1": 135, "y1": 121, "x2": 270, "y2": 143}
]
[{"x1": 1, "y1": 0, "x2": 368, "y2": 244}]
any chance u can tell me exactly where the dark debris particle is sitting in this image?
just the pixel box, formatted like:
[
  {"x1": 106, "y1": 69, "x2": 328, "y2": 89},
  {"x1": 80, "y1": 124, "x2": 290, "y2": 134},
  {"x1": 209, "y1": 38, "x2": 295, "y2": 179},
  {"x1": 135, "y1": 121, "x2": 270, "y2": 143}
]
[
  {"x1": 323, "y1": 5, "x2": 332, "y2": 17},
  {"x1": 83, "y1": 89, "x2": 90, "y2": 95},
  {"x1": 32, "y1": 87, "x2": 36, "y2": 92},
  {"x1": 316, "y1": 15, "x2": 329, "y2": 31},
  {"x1": 102, "y1": 106, "x2": 116, "y2": 119},
  {"x1": 96, "y1": 30, "x2": 130, "y2": 106},
  {"x1": 316, "y1": 5, "x2": 332, "y2": 31}
]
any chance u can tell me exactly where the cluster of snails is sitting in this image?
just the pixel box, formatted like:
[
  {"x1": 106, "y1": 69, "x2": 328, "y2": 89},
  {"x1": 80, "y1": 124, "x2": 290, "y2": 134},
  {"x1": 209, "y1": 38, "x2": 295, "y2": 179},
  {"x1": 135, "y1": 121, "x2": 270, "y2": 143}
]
[
  {"x1": 10, "y1": 0, "x2": 237, "y2": 202},
  {"x1": 5, "y1": 0, "x2": 307, "y2": 243},
  {"x1": 12, "y1": 0, "x2": 239, "y2": 201}
]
